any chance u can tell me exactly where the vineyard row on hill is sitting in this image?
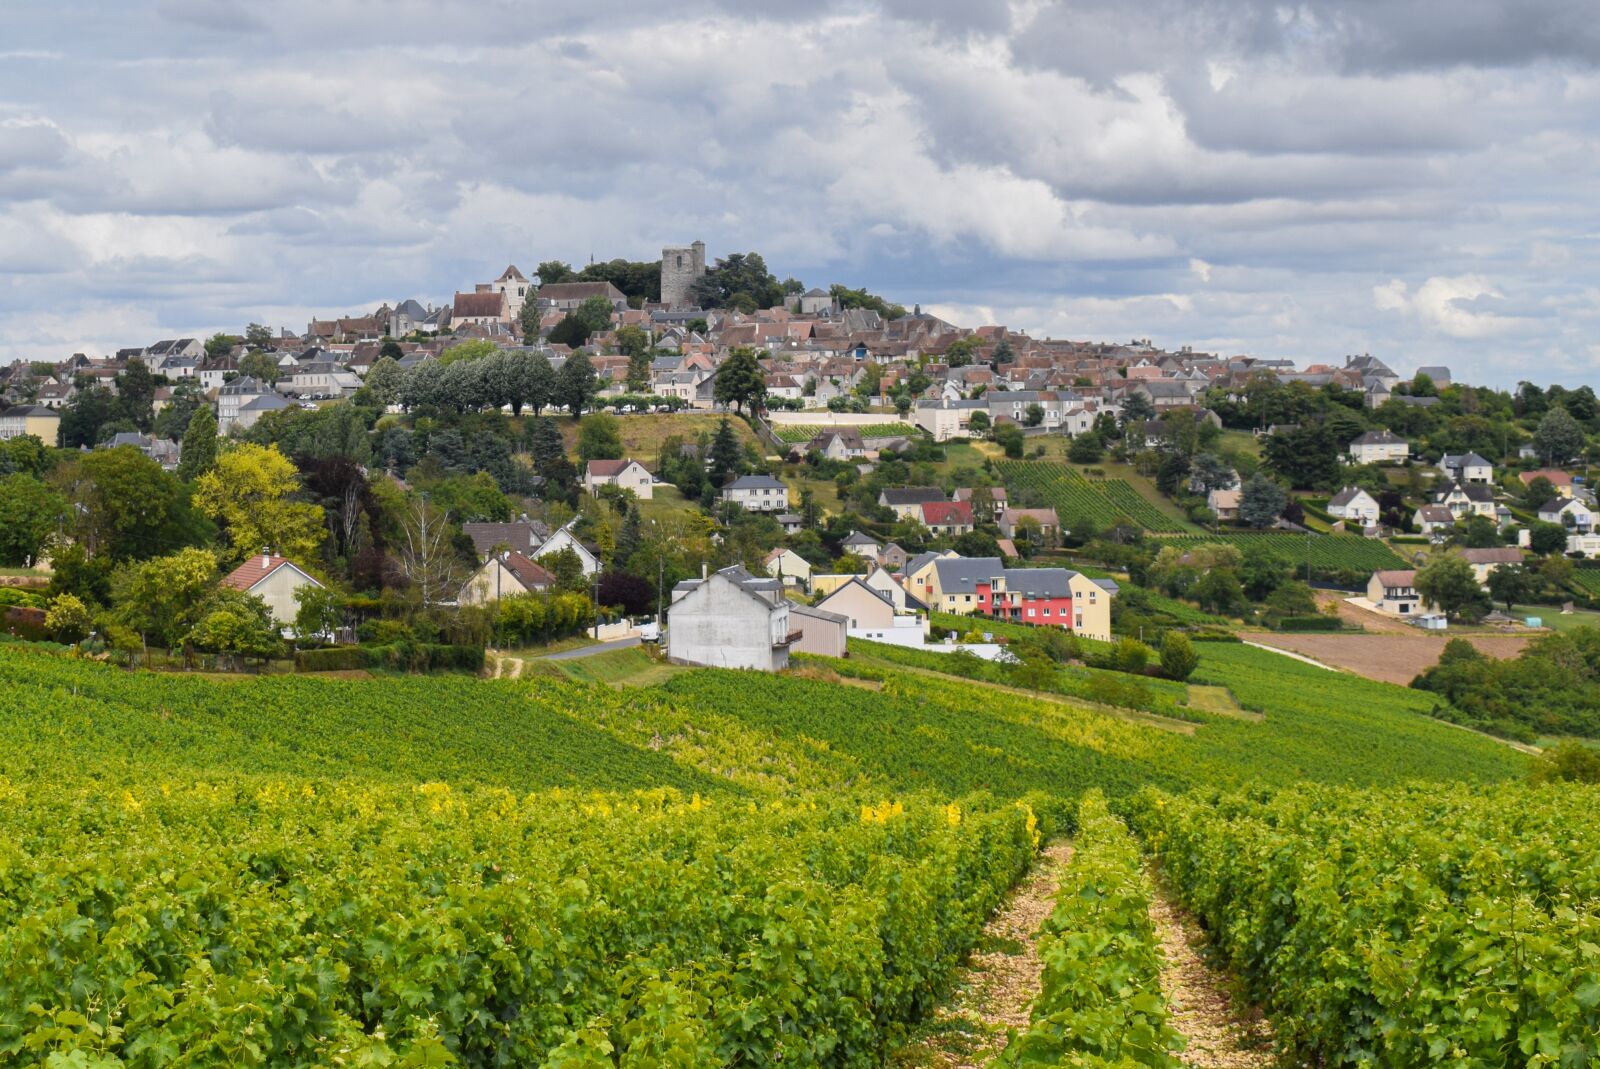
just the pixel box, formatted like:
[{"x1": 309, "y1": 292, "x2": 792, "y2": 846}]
[
  {"x1": 995, "y1": 461, "x2": 1195, "y2": 534},
  {"x1": 1133, "y1": 782, "x2": 1600, "y2": 1067},
  {"x1": 1150, "y1": 531, "x2": 1411, "y2": 572}
]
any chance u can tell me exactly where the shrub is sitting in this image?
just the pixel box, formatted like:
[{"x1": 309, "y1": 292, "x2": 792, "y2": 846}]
[
  {"x1": 295, "y1": 647, "x2": 367, "y2": 673},
  {"x1": 1159, "y1": 631, "x2": 1199, "y2": 681}
]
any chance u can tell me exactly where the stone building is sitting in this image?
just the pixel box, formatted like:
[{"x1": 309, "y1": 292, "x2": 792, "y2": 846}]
[{"x1": 660, "y1": 241, "x2": 706, "y2": 308}]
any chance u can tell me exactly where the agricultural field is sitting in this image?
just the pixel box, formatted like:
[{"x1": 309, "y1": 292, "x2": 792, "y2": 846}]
[
  {"x1": 0, "y1": 632, "x2": 1550, "y2": 1066},
  {"x1": 995, "y1": 461, "x2": 1196, "y2": 534},
  {"x1": 1243, "y1": 631, "x2": 1532, "y2": 685},
  {"x1": 1152, "y1": 531, "x2": 1411, "y2": 572},
  {"x1": 772, "y1": 421, "x2": 919, "y2": 444},
  {"x1": 1569, "y1": 567, "x2": 1600, "y2": 597},
  {"x1": 1133, "y1": 782, "x2": 1600, "y2": 1066}
]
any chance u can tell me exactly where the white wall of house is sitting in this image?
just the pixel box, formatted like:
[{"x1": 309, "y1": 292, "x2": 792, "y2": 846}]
[{"x1": 667, "y1": 575, "x2": 790, "y2": 670}]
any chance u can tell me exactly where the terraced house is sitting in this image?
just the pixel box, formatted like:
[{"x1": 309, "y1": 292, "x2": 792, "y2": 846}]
[{"x1": 920, "y1": 556, "x2": 1115, "y2": 640}]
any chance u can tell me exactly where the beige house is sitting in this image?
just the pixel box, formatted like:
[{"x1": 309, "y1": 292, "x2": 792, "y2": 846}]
[
  {"x1": 788, "y1": 603, "x2": 849, "y2": 657},
  {"x1": 997, "y1": 507, "x2": 1059, "y2": 541},
  {"x1": 1347, "y1": 430, "x2": 1410, "y2": 465},
  {"x1": 0, "y1": 404, "x2": 61, "y2": 443},
  {"x1": 1458, "y1": 547, "x2": 1523, "y2": 585},
  {"x1": 584, "y1": 459, "x2": 655, "y2": 499},
  {"x1": 763, "y1": 547, "x2": 813, "y2": 587},
  {"x1": 221, "y1": 553, "x2": 324, "y2": 627},
  {"x1": 816, "y1": 577, "x2": 903, "y2": 631},
  {"x1": 1367, "y1": 570, "x2": 1428, "y2": 616},
  {"x1": 458, "y1": 552, "x2": 554, "y2": 606},
  {"x1": 1207, "y1": 488, "x2": 1241, "y2": 522}
]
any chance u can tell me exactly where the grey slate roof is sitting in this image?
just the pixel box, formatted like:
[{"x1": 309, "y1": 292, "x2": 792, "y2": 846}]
[
  {"x1": 724, "y1": 474, "x2": 787, "y2": 491},
  {"x1": 880, "y1": 486, "x2": 946, "y2": 506},
  {"x1": 931, "y1": 556, "x2": 1004, "y2": 594}
]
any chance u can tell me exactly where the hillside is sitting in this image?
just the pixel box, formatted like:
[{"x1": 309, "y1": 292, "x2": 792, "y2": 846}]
[{"x1": 0, "y1": 644, "x2": 1551, "y2": 1066}]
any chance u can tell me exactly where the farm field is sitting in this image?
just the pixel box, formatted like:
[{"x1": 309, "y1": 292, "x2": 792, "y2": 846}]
[
  {"x1": 772, "y1": 421, "x2": 919, "y2": 444},
  {"x1": 553, "y1": 410, "x2": 761, "y2": 456},
  {"x1": 0, "y1": 635, "x2": 1544, "y2": 1066},
  {"x1": 995, "y1": 461, "x2": 1196, "y2": 533},
  {"x1": 1151, "y1": 531, "x2": 1411, "y2": 572},
  {"x1": 1242, "y1": 631, "x2": 1532, "y2": 685},
  {"x1": 1132, "y1": 782, "x2": 1600, "y2": 1067}
]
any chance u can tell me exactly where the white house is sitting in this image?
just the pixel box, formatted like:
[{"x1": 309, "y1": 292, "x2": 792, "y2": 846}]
[
  {"x1": 721, "y1": 474, "x2": 789, "y2": 512},
  {"x1": 1438, "y1": 452, "x2": 1493, "y2": 484},
  {"x1": 1457, "y1": 548, "x2": 1523, "y2": 585},
  {"x1": 1435, "y1": 482, "x2": 1497, "y2": 520},
  {"x1": 1413, "y1": 504, "x2": 1456, "y2": 538},
  {"x1": 220, "y1": 553, "x2": 323, "y2": 628},
  {"x1": 879, "y1": 487, "x2": 946, "y2": 521},
  {"x1": 1208, "y1": 488, "x2": 1241, "y2": 522},
  {"x1": 1347, "y1": 430, "x2": 1410, "y2": 465},
  {"x1": 763, "y1": 547, "x2": 812, "y2": 588},
  {"x1": 457, "y1": 552, "x2": 554, "y2": 606},
  {"x1": 584, "y1": 459, "x2": 654, "y2": 500},
  {"x1": 1327, "y1": 487, "x2": 1381, "y2": 527},
  {"x1": 667, "y1": 566, "x2": 794, "y2": 671},
  {"x1": 1367, "y1": 570, "x2": 1424, "y2": 616},
  {"x1": 1538, "y1": 497, "x2": 1594, "y2": 531},
  {"x1": 535, "y1": 523, "x2": 601, "y2": 577}
]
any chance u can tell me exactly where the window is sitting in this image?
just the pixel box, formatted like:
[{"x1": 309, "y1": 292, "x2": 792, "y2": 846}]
[
  {"x1": 964, "y1": 595, "x2": 972, "y2": 603},
  {"x1": 1042, "y1": 608, "x2": 1051, "y2": 616},
  {"x1": 1027, "y1": 608, "x2": 1035, "y2": 618},
  {"x1": 1075, "y1": 615, "x2": 1083, "y2": 628}
]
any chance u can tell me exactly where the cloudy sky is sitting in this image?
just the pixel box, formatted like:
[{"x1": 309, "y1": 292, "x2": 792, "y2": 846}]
[{"x1": 2, "y1": 1, "x2": 1597, "y2": 385}]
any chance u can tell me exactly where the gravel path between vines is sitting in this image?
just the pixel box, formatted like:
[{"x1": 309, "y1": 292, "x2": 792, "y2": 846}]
[
  {"x1": 895, "y1": 840, "x2": 1075, "y2": 1068},
  {"x1": 1148, "y1": 882, "x2": 1275, "y2": 1068}
]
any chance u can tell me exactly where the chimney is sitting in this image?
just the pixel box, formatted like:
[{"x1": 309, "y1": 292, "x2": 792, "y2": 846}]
[
  {"x1": 262, "y1": 551, "x2": 270, "y2": 567},
  {"x1": 701, "y1": 562, "x2": 707, "y2": 580}
]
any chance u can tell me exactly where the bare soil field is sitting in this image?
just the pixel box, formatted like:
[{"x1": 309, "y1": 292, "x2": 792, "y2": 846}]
[{"x1": 1241, "y1": 632, "x2": 1532, "y2": 685}]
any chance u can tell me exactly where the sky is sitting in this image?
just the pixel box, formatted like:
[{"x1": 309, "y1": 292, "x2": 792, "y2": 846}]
[{"x1": 1, "y1": 1, "x2": 1597, "y2": 387}]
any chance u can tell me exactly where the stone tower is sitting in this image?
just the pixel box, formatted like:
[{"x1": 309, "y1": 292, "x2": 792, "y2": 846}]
[{"x1": 660, "y1": 240, "x2": 706, "y2": 308}]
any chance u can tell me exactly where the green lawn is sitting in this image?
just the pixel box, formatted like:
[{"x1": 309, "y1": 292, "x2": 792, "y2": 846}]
[
  {"x1": 546, "y1": 646, "x2": 685, "y2": 687},
  {"x1": 1503, "y1": 605, "x2": 1600, "y2": 633}
]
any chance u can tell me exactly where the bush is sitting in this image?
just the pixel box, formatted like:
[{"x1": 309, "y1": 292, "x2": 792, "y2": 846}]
[
  {"x1": 295, "y1": 647, "x2": 367, "y2": 672},
  {"x1": 1276, "y1": 615, "x2": 1345, "y2": 632},
  {"x1": 1159, "y1": 631, "x2": 1199, "y2": 681},
  {"x1": 363, "y1": 642, "x2": 485, "y2": 674}
]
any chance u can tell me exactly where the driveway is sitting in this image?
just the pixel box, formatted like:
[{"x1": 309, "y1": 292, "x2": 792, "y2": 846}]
[{"x1": 541, "y1": 636, "x2": 641, "y2": 660}]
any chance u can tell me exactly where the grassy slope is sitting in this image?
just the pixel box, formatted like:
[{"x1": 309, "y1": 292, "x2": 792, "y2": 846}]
[{"x1": 0, "y1": 633, "x2": 1522, "y2": 807}]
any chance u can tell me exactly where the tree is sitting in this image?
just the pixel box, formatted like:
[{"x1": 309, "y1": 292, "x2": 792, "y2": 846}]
[
  {"x1": 188, "y1": 589, "x2": 282, "y2": 668},
  {"x1": 944, "y1": 337, "x2": 978, "y2": 367},
  {"x1": 1193, "y1": 568, "x2": 1246, "y2": 615},
  {"x1": 709, "y1": 419, "x2": 743, "y2": 484},
  {"x1": 63, "y1": 448, "x2": 201, "y2": 560},
  {"x1": 58, "y1": 386, "x2": 119, "y2": 448},
  {"x1": 597, "y1": 570, "x2": 653, "y2": 616},
  {"x1": 293, "y1": 584, "x2": 345, "y2": 642},
  {"x1": 1238, "y1": 473, "x2": 1287, "y2": 528},
  {"x1": 690, "y1": 252, "x2": 783, "y2": 311},
  {"x1": 1189, "y1": 452, "x2": 1235, "y2": 494},
  {"x1": 1521, "y1": 476, "x2": 1556, "y2": 512},
  {"x1": 113, "y1": 547, "x2": 219, "y2": 652},
  {"x1": 1160, "y1": 631, "x2": 1199, "y2": 681},
  {"x1": 204, "y1": 333, "x2": 236, "y2": 359},
  {"x1": 1534, "y1": 406, "x2": 1585, "y2": 465},
  {"x1": 1416, "y1": 553, "x2": 1490, "y2": 621},
  {"x1": 968, "y1": 411, "x2": 991, "y2": 435},
  {"x1": 1023, "y1": 403, "x2": 1045, "y2": 428},
  {"x1": 991, "y1": 337, "x2": 1015, "y2": 366},
  {"x1": 1454, "y1": 514, "x2": 1501, "y2": 549},
  {"x1": 617, "y1": 327, "x2": 651, "y2": 387},
  {"x1": 239, "y1": 351, "x2": 282, "y2": 384},
  {"x1": 244, "y1": 323, "x2": 273, "y2": 349},
  {"x1": 1262, "y1": 424, "x2": 1340, "y2": 489},
  {"x1": 363, "y1": 356, "x2": 406, "y2": 408},
  {"x1": 1240, "y1": 542, "x2": 1290, "y2": 600},
  {"x1": 44, "y1": 592, "x2": 92, "y2": 644},
  {"x1": 555, "y1": 352, "x2": 598, "y2": 417},
  {"x1": 541, "y1": 547, "x2": 588, "y2": 593},
  {"x1": 0, "y1": 474, "x2": 67, "y2": 566},
  {"x1": 993, "y1": 423, "x2": 1025, "y2": 459},
  {"x1": 1486, "y1": 564, "x2": 1533, "y2": 611},
  {"x1": 116, "y1": 358, "x2": 157, "y2": 431},
  {"x1": 194, "y1": 443, "x2": 326, "y2": 564},
  {"x1": 394, "y1": 495, "x2": 465, "y2": 608},
  {"x1": 537, "y1": 261, "x2": 575, "y2": 285},
  {"x1": 1530, "y1": 739, "x2": 1600, "y2": 784},
  {"x1": 548, "y1": 314, "x2": 590, "y2": 348},
  {"x1": 577, "y1": 412, "x2": 624, "y2": 462},
  {"x1": 573, "y1": 296, "x2": 615, "y2": 337},
  {"x1": 1528, "y1": 521, "x2": 1568, "y2": 557},
  {"x1": 714, "y1": 347, "x2": 767, "y2": 415},
  {"x1": 177, "y1": 406, "x2": 219, "y2": 481},
  {"x1": 1120, "y1": 392, "x2": 1155, "y2": 426}
]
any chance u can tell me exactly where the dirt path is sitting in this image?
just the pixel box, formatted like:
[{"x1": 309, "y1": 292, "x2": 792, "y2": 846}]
[
  {"x1": 896, "y1": 841, "x2": 1075, "y2": 1068},
  {"x1": 1148, "y1": 884, "x2": 1275, "y2": 1068}
]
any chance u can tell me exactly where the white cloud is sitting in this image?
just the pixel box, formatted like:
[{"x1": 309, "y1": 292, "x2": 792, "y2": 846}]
[{"x1": 1374, "y1": 274, "x2": 1516, "y2": 338}]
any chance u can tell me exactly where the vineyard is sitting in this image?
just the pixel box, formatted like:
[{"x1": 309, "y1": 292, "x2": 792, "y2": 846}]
[
  {"x1": 773, "y1": 422, "x2": 919, "y2": 444},
  {"x1": 1152, "y1": 531, "x2": 1412, "y2": 573},
  {"x1": 1133, "y1": 782, "x2": 1600, "y2": 1066},
  {"x1": 1570, "y1": 567, "x2": 1600, "y2": 597},
  {"x1": 0, "y1": 637, "x2": 1555, "y2": 1066},
  {"x1": 995, "y1": 461, "x2": 1195, "y2": 533}
]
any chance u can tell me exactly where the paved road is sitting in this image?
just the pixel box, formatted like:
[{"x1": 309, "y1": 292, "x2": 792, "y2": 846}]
[{"x1": 540, "y1": 635, "x2": 641, "y2": 661}]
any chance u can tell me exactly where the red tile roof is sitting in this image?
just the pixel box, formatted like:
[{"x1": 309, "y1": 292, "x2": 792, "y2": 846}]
[
  {"x1": 221, "y1": 554, "x2": 310, "y2": 592},
  {"x1": 586, "y1": 459, "x2": 640, "y2": 478},
  {"x1": 502, "y1": 552, "x2": 554, "y2": 591},
  {"x1": 920, "y1": 501, "x2": 974, "y2": 526},
  {"x1": 452, "y1": 291, "x2": 506, "y2": 319}
]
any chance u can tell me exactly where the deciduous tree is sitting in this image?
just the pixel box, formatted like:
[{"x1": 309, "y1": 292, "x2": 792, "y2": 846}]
[{"x1": 194, "y1": 443, "x2": 326, "y2": 564}]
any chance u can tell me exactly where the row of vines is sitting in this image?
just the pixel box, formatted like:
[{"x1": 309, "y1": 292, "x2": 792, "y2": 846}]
[{"x1": 995, "y1": 462, "x2": 1195, "y2": 534}]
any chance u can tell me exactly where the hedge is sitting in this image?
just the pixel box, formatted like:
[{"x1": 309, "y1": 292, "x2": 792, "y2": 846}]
[
  {"x1": 363, "y1": 642, "x2": 485, "y2": 673},
  {"x1": 1275, "y1": 615, "x2": 1345, "y2": 632},
  {"x1": 294, "y1": 647, "x2": 368, "y2": 673}
]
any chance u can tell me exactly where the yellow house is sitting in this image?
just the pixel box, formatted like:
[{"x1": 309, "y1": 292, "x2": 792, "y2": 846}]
[{"x1": 0, "y1": 405, "x2": 60, "y2": 444}]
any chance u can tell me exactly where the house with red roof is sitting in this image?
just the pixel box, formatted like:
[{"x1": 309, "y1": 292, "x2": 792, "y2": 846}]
[
  {"x1": 220, "y1": 553, "x2": 324, "y2": 627},
  {"x1": 584, "y1": 458, "x2": 654, "y2": 499},
  {"x1": 920, "y1": 500, "x2": 974, "y2": 537},
  {"x1": 457, "y1": 552, "x2": 555, "y2": 606}
]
